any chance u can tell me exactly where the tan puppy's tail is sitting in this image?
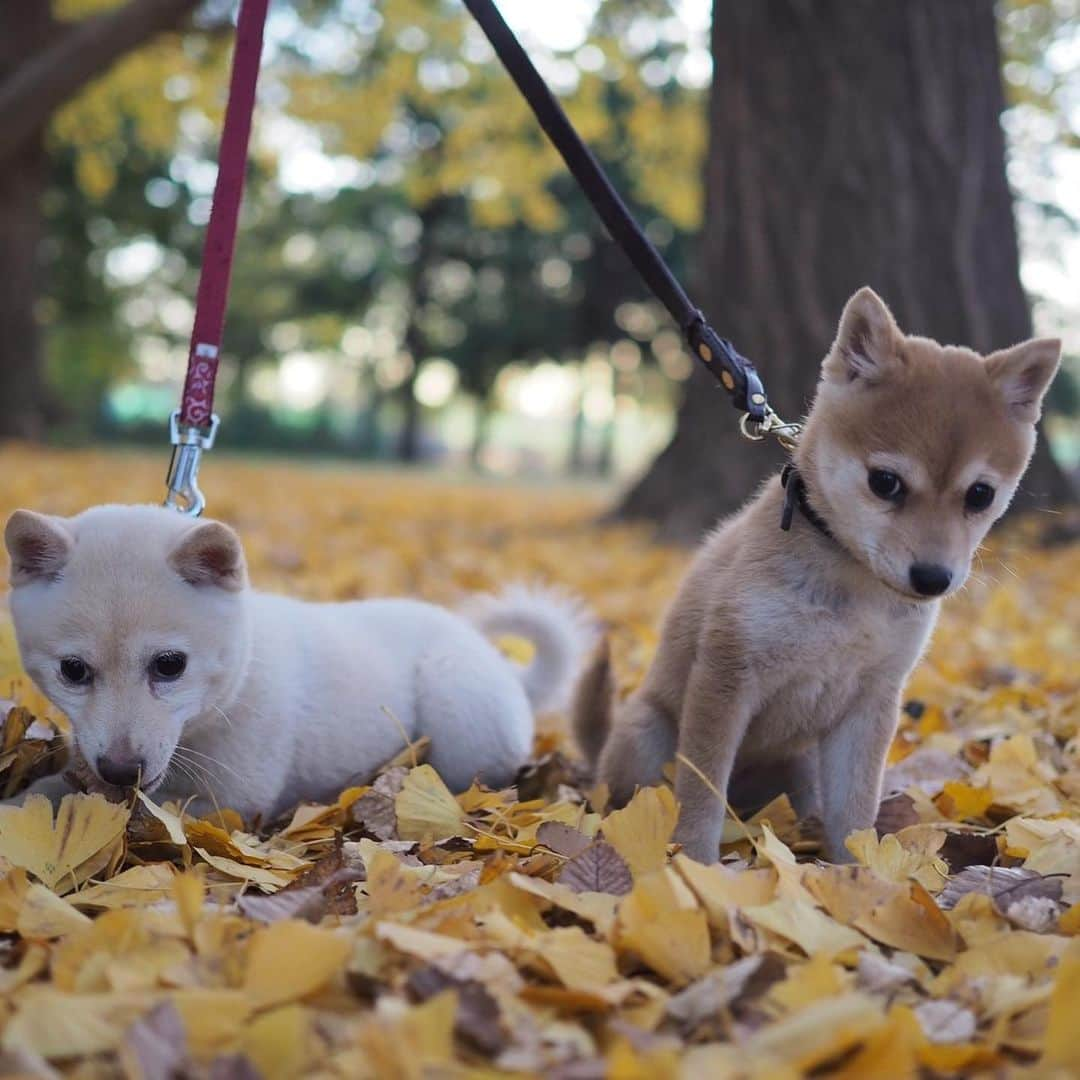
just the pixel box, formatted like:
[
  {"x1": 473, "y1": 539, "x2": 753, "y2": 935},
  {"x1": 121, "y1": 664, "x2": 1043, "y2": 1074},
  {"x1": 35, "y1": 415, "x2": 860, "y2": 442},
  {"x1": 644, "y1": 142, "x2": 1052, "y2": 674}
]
[
  {"x1": 462, "y1": 585, "x2": 597, "y2": 714},
  {"x1": 571, "y1": 637, "x2": 614, "y2": 768}
]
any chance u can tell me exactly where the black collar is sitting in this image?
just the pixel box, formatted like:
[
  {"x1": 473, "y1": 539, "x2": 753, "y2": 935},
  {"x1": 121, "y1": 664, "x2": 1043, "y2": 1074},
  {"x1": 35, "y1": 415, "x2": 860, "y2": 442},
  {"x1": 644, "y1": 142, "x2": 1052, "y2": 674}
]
[{"x1": 780, "y1": 465, "x2": 834, "y2": 540}]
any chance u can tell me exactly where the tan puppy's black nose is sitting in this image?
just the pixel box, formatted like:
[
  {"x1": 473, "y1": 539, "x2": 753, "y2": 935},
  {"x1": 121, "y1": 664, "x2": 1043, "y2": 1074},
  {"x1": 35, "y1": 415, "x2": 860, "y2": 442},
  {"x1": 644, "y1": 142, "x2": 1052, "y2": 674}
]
[
  {"x1": 97, "y1": 755, "x2": 144, "y2": 787},
  {"x1": 909, "y1": 563, "x2": 952, "y2": 597}
]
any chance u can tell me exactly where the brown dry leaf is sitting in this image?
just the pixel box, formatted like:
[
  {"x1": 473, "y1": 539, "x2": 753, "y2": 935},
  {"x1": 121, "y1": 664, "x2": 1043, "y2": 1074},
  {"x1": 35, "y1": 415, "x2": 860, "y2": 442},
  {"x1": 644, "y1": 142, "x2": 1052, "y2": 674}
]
[
  {"x1": 937, "y1": 865, "x2": 1065, "y2": 914},
  {"x1": 394, "y1": 764, "x2": 465, "y2": 842},
  {"x1": 535, "y1": 820, "x2": 592, "y2": 858},
  {"x1": 557, "y1": 840, "x2": 633, "y2": 895},
  {"x1": 118, "y1": 1002, "x2": 189, "y2": 1080}
]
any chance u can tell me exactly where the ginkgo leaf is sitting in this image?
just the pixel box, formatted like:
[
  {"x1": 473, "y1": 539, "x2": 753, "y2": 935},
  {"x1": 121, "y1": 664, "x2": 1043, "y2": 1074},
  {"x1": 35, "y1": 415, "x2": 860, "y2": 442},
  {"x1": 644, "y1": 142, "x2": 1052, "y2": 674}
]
[
  {"x1": 617, "y1": 870, "x2": 711, "y2": 986},
  {"x1": 0, "y1": 793, "x2": 128, "y2": 893},
  {"x1": 845, "y1": 828, "x2": 948, "y2": 891},
  {"x1": 394, "y1": 765, "x2": 465, "y2": 843},
  {"x1": 244, "y1": 920, "x2": 351, "y2": 1008},
  {"x1": 538, "y1": 926, "x2": 620, "y2": 992},
  {"x1": 2, "y1": 987, "x2": 131, "y2": 1059},
  {"x1": 601, "y1": 785, "x2": 677, "y2": 878},
  {"x1": 1044, "y1": 941, "x2": 1080, "y2": 1070},
  {"x1": 17, "y1": 883, "x2": 92, "y2": 939},
  {"x1": 134, "y1": 791, "x2": 187, "y2": 846},
  {"x1": 73, "y1": 863, "x2": 177, "y2": 910}
]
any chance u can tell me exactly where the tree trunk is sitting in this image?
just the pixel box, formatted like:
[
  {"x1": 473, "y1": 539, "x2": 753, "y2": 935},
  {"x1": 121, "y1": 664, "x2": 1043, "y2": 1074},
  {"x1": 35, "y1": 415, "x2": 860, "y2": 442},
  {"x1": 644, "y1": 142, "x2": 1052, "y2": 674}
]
[
  {"x1": 0, "y1": 0, "x2": 201, "y2": 440},
  {"x1": 396, "y1": 371, "x2": 422, "y2": 463},
  {"x1": 617, "y1": 0, "x2": 1073, "y2": 542},
  {"x1": 470, "y1": 395, "x2": 492, "y2": 472},
  {"x1": 0, "y1": 6, "x2": 54, "y2": 439}
]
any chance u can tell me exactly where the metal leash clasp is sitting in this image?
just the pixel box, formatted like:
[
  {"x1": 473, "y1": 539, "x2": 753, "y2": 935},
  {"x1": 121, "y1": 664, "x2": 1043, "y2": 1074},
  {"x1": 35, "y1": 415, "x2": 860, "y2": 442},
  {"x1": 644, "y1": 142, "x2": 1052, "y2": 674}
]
[
  {"x1": 164, "y1": 410, "x2": 220, "y2": 517},
  {"x1": 739, "y1": 406, "x2": 803, "y2": 453}
]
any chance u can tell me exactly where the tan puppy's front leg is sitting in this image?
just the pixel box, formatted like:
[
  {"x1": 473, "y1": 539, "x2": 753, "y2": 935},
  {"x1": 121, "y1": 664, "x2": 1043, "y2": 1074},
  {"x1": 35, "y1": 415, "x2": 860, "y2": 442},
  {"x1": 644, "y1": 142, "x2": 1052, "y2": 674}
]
[
  {"x1": 817, "y1": 694, "x2": 900, "y2": 861},
  {"x1": 673, "y1": 659, "x2": 752, "y2": 864}
]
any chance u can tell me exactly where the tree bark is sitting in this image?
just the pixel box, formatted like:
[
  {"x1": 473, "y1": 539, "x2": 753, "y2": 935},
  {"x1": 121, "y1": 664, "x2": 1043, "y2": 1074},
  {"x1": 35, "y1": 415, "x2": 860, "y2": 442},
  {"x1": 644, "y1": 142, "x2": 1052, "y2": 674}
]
[
  {"x1": 617, "y1": 0, "x2": 1073, "y2": 542},
  {"x1": 0, "y1": 0, "x2": 200, "y2": 440}
]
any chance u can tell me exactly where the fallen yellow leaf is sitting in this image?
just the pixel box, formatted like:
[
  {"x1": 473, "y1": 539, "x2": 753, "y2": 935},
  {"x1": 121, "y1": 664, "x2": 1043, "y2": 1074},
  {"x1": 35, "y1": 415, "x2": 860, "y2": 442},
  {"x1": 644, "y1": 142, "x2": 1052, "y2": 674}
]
[
  {"x1": 0, "y1": 793, "x2": 128, "y2": 893},
  {"x1": 602, "y1": 785, "x2": 677, "y2": 878},
  {"x1": 244, "y1": 919, "x2": 351, "y2": 1008},
  {"x1": 617, "y1": 870, "x2": 710, "y2": 986},
  {"x1": 394, "y1": 764, "x2": 465, "y2": 842}
]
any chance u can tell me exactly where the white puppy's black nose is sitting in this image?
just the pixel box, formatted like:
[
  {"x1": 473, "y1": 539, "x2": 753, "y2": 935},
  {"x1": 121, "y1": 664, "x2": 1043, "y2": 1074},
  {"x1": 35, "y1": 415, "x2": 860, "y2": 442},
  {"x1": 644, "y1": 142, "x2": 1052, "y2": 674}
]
[
  {"x1": 97, "y1": 755, "x2": 144, "y2": 787},
  {"x1": 909, "y1": 563, "x2": 952, "y2": 597}
]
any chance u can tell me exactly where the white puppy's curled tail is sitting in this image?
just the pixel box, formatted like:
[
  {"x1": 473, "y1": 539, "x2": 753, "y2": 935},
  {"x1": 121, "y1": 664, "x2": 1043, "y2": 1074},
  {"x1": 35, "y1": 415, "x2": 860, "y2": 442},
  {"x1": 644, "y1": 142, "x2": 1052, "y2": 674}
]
[{"x1": 462, "y1": 586, "x2": 597, "y2": 713}]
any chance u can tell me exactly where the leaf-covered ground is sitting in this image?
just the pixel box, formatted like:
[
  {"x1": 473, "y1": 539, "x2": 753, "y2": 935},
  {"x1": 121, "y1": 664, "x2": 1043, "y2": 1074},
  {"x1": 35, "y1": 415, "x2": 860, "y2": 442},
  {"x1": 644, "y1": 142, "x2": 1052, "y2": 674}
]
[{"x1": 0, "y1": 447, "x2": 1078, "y2": 1079}]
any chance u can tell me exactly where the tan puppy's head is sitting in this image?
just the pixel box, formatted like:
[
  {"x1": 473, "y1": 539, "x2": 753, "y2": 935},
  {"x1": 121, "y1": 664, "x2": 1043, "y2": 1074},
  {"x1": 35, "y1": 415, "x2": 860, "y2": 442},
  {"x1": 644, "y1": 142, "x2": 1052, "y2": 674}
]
[
  {"x1": 798, "y1": 287, "x2": 1061, "y2": 601},
  {"x1": 4, "y1": 504, "x2": 249, "y2": 791}
]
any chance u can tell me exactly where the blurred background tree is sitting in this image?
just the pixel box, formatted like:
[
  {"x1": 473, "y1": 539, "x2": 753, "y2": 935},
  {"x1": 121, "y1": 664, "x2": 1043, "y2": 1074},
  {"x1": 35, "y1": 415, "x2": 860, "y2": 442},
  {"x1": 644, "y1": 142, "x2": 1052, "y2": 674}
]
[
  {"x1": 619, "y1": 0, "x2": 1076, "y2": 538},
  {"x1": 0, "y1": 0, "x2": 1076, "y2": 518}
]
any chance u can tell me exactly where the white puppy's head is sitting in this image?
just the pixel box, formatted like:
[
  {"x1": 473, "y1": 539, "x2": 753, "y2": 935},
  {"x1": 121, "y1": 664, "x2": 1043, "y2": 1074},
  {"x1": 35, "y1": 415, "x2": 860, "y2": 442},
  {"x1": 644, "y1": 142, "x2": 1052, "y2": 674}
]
[{"x1": 4, "y1": 504, "x2": 249, "y2": 792}]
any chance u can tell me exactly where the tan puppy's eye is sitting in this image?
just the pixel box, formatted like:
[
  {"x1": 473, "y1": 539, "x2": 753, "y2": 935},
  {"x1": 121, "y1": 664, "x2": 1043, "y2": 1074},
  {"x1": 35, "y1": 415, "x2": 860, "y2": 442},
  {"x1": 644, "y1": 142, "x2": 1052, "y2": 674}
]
[
  {"x1": 867, "y1": 468, "x2": 905, "y2": 502},
  {"x1": 60, "y1": 657, "x2": 93, "y2": 686},
  {"x1": 964, "y1": 482, "x2": 995, "y2": 513},
  {"x1": 150, "y1": 651, "x2": 187, "y2": 681}
]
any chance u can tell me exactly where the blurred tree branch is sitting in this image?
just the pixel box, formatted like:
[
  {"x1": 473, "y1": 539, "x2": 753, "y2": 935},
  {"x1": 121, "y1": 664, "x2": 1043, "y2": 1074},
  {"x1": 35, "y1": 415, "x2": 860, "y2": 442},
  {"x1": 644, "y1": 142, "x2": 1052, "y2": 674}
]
[{"x1": 0, "y1": 0, "x2": 202, "y2": 164}]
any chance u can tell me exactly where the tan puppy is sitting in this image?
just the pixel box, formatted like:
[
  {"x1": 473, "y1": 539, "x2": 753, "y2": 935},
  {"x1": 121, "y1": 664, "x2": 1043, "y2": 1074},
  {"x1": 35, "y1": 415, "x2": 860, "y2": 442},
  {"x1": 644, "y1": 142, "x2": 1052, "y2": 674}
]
[{"x1": 575, "y1": 288, "x2": 1061, "y2": 862}]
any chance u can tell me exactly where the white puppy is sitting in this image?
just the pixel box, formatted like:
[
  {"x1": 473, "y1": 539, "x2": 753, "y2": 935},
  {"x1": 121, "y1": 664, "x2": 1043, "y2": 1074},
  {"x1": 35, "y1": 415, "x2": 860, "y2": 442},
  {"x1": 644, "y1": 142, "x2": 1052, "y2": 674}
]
[{"x1": 4, "y1": 504, "x2": 593, "y2": 820}]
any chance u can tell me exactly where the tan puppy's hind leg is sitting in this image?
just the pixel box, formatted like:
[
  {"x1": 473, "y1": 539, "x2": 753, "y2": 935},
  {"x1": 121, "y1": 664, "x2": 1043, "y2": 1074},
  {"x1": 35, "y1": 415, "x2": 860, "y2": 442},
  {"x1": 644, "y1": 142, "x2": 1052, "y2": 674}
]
[{"x1": 597, "y1": 695, "x2": 676, "y2": 808}]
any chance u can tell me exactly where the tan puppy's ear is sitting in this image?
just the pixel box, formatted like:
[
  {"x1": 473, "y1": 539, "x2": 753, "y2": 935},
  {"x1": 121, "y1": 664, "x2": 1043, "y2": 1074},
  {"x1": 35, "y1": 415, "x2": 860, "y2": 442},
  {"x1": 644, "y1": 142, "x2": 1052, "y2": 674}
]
[
  {"x1": 169, "y1": 521, "x2": 246, "y2": 591},
  {"x1": 5, "y1": 510, "x2": 73, "y2": 586},
  {"x1": 984, "y1": 338, "x2": 1061, "y2": 423},
  {"x1": 822, "y1": 286, "x2": 901, "y2": 384}
]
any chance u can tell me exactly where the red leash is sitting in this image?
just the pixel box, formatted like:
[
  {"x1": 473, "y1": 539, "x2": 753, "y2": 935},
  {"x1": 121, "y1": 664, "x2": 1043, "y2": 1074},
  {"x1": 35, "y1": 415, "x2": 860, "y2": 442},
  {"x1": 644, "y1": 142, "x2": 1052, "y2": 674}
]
[{"x1": 165, "y1": 0, "x2": 269, "y2": 515}]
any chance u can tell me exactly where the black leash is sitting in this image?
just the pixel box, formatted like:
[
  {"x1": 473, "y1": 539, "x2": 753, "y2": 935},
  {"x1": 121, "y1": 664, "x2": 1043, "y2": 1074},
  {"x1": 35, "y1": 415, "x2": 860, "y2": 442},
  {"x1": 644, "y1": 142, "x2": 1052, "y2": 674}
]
[{"x1": 462, "y1": 0, "x2": 767, "y2": 424}]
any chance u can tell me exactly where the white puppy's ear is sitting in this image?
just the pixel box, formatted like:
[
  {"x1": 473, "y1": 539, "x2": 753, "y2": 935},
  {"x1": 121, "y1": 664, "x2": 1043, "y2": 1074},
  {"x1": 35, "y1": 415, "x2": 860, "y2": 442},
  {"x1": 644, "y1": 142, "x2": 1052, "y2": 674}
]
[
  {"x1": 823, "y1": 287, "x2": 901, "y2": 384},
  {"x1": 984, "y1": 338, "x2": 1061, "y2": 423},
  {"x1": 169, "y1": 521, "x2": 246, "y2": 591},
  {"x1": 5, "y1": 510, "x2": 73, "y2": 586}
]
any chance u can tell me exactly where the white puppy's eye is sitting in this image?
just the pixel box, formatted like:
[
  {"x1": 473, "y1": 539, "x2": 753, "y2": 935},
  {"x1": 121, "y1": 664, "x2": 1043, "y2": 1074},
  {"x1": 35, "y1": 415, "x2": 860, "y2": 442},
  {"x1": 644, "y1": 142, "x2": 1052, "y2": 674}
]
[
  {"x1": 150, "y1": 651, "x2": 187, "y2": 681},
  {"x1": 60, "y1": 657, "x2": 93, "y2": 686}
]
